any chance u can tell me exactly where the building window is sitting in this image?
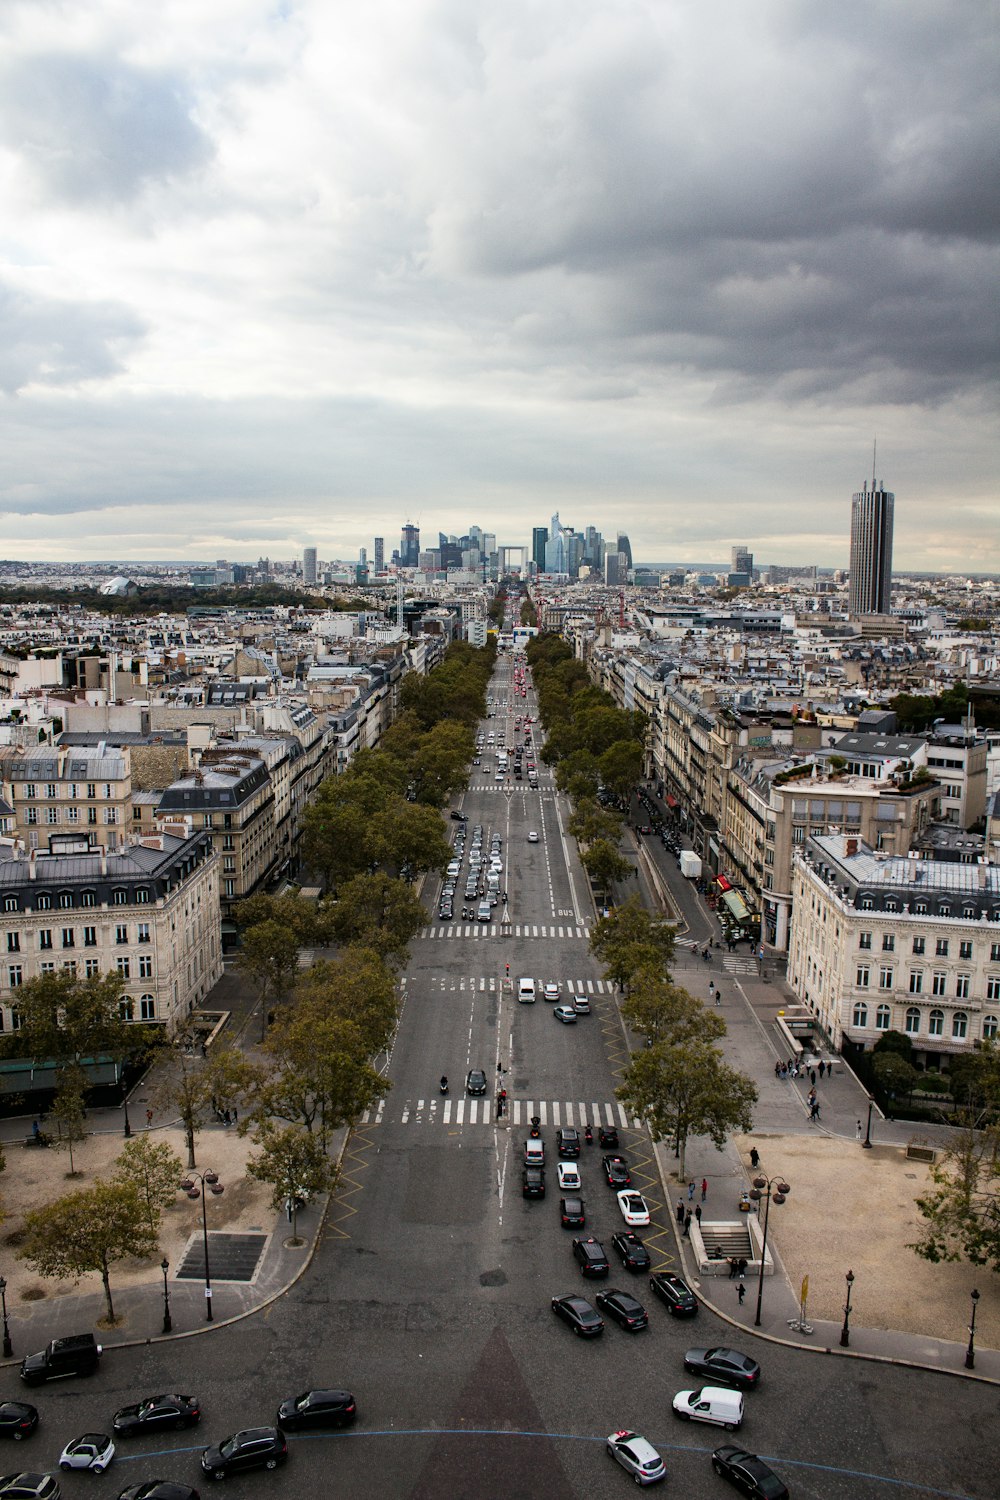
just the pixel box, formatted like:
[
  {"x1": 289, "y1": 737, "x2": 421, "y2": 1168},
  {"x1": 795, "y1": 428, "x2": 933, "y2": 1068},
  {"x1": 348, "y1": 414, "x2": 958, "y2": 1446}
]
[
  {"x1": 859, "y1": 932, "x2": 872, "y2": 950},
  {"x1": 83, "y1": 926, "x2": 97, "y2": 947},
  {"x1": 860, "y1": 896, "x2": 874, "y2": 911},
  {"x1": 139, "y1": 995, "x2": 156, "y2": 1020},
  {"x1": 224, "y1": 879, "x2": 235, "y2": 899},
  {"x1": 115, "y1": 925, "x2": 128, "y2": 945},
  {"x1": 987, "y1": 977, "x2": 1000, "y2": 1002},
  {"x1": 104, "y1": 807, "x2": 119, "y2": 825},
  {"x1": 875, "y1": 1004, "x2": 891, "y2": 1031},
  {"x1": 45, "y1": 808, "x2": 59, "y2": 825},
  {"x1": 856, "y1": 964, "x2": 870, "y2": 988},
  {"x1": 959, "y1": 940, "x2": 973, "y2": 960},
  {"x1": 37, "y1": 893, "x2": 51, "y2": 911},
  {"x1": 936, "y1": 938, "x2": 949, "y2": 957},
  {"x1": 932, "y1": 971, "x2": 947, "y2": 996},
  {"x1": 992, "y1": 944, "x2": 1000, "y2": 962},
  {"x1": 5, "y1": 933, "x2": 18, "y2": 954},
  {"x1": 81, "y1": 890, "x2": 96, "y2": 907},
  {"x1": 928, "y1": 1009, "x2": 944, "y2": 1037},
  {"x1": 914, "y1": 901, "x2": 928, "y2": 915},
  {"x1": 853, "y1": 1001, "x2": 868, "y2": 1028},
  {"x1": 40, "y1": 962, "x2": 55, "y2": 975},
  {"x1": 912, "y1": 936, "x2": 925, "y2": 955},
  {"x1": 25, "y1": 808, "x2": 37, "y2": 826},
  {"x1": 23, "y1": 784, "x2": 36, "y2": 799},
  {"x1": 905, "y1": 1006, "x2": 920, "y2": 1034},
  {"x1": 119, "y1": 996, "x2": 134, "y2": 1021},
  {"x1": 137, "y1": 923, "x2": 150, "y2": 944},
  {"x1": 112, "y1": 889, "x2": 128, "y2": 906},
  {"x1": 7, "y1": 965, "x2": 22, "y2": 988},
  {"x1": 87, "y1": 808, "x2": 98, "y2": 825},
  {"x1": 909, "y1": 971, "x2": 923, "y2": 994},
  {"x1": 138, "y1": 954, "x2": 153, "y2": 978},
  {"x1": 116, "y1": 957, "x2": 130, "y2": 979},
  {"x1": 62, "y1": 960, "x2": 77, "y2": 977},
  {"x1": 952, "y1": 1011, "x2": 968, "y2": 1039},
  {"x1": 66, "y1": 807, "x2": 79, "y2": 824},
  {"x1": 879, "y1": 966, "x2": 894, "y2": 990},
  {"x1": 39, "y1": 930, "x2": 52, "y2": 950},
  {"x1": 85, "y1": 958, "x2": 100, "y2": 978},
  {"x1": 882, "y1": 934, "x2": 895, "y2": 952},
  {"x1": 61, "y1": 928, "x2": 74, "y2": 949},
  {"x1": 87, "y1": 783, "x2": 96, "y2": 799},
  {"x1": 984, "y1": 1015, "x2": 999, "y2": 1040},
  {"x1": 3, "y1": 897, "x2": 17, "y2": 914},
  {"x1": 135, "y1": 887, "x2": 149, "y2": 904},
  {"x1": 963, "y1": 907, "x2": 976, "y2": 921},
  {"x1": 956, "y1": 975, "x2": 970, "y2": 1000}
]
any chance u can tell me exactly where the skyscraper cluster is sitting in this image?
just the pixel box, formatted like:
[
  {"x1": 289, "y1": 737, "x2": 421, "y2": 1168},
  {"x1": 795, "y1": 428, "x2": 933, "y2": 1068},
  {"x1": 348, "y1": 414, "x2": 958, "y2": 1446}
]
[{"x1": 533, "y1": 516, "x2": 628, "y2": 581}]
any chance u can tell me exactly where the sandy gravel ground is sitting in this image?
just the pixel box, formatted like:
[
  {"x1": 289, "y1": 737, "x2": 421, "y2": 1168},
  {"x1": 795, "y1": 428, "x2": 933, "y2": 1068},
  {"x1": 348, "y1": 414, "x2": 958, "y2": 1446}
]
[
  {"x1": 735, "y1": 1132, "x2": 1000, "y2": 1347},
  {"x1": 3, "y1": 1124, "x2": 270, "y2": 1318}
]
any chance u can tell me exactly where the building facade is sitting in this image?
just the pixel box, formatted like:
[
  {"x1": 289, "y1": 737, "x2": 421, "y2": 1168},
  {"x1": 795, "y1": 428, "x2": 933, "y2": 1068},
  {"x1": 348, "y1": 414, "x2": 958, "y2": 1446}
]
[{"x1": 849, "y1": 479, "x2": 894, "y2": 617}]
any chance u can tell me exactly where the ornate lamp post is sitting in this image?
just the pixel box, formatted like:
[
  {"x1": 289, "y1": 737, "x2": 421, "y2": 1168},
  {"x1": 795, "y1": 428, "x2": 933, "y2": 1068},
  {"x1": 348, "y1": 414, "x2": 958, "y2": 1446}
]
[
  {"x1": 179, "y1": 1170, "x2": 224, "y2": 1322},
  {"x1": 965, "y1": 1288, "x2": 980, "y2": 1370},
  {"x1": 749, "y1": 1173, "x2": 790, "y2": 1329},
  {"x1": 862, "y1": 1096, "x2": 875, "y2": 1150},
  {"x1": 840, "y1": 1269, "x2": 855, "y2": 1347},
  {"x1": 160, "y1": 1257, "x2": 172, "y2": 1334},
  {"x1": 0, "y1": 1276, "x2": 12, "y2": 1358},
  {"x1": 121, "y1": 1077, "x2": 132, "y2": 1138}
]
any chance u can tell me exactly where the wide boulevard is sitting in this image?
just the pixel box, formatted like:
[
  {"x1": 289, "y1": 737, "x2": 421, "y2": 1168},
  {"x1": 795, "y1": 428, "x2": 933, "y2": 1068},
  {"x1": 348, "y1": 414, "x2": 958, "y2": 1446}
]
[{"x1": 7, "y1": 651, "x2": 995, "y2": 1500}]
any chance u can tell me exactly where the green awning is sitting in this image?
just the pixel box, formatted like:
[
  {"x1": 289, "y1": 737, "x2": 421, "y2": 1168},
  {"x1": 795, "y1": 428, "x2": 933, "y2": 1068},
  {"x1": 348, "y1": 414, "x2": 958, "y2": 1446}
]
[{"x1": 721, "y1": 889, "x2": 750, "y2": 922}]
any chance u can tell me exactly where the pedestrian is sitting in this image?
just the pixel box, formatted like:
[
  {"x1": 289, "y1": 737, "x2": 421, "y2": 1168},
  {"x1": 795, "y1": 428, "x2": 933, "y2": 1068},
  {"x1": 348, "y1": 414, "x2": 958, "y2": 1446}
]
[
  {"x1": 701, "y1": 1177, "x2": 708, "y2": 1202},
  {"x1": 810, "y1": 1101, "x2": 820, "y2": 1122},
  {"x1": 683, "y1": 1210, "x2": 692, "y2": 1237},
  {"x1": 223, "y1": 1108, "x2": 232, "y2": 1127},
  {"x1": 677, "y1": 1198, "x2": 685, "y2": 1224},
  {"x1": 807, "y1": 1088, "x2": 816, "y2": 1106},
  {"x1": 810, "y1": 1068, "x2": 817, "y2": 1087},
  {"x1": 738, "y1": 1257, "x2": 748, "y2": 1278},
  {"x1": 749, "y1": 1146, "x2": 760, "y2": 1168},
  {"x1": 818, "y1": 1059, "x2": 826, "y2": 1079},
  {"x1": 728, "y1": 1256, "x2": 738, "y2": 1279},
  {"x1": 774, "y1": 1061, "x2": 781, "y2": 1078},
  {"x1": 145, "y1": 1108, "x2": 154, "y2": 1129},
  {"x1": 737, "y1": 1280, "x2": 746, "y2": 1306},
  {"x1": 708, "y1": 981, "x2": 715, "y2": 999},
  {"x1": 694, "y1": 1204, "x2": 702, "y2": 1224},
  {"x1": 32, "y1": 1120, "x2": 40, "y2": 1142},
  {"x1": 688, "y1": 1179, "x2": 696, "y2": 1201},
  {"x1": 856, "y1": 1119, "x2": 862, "y2": 1141}
]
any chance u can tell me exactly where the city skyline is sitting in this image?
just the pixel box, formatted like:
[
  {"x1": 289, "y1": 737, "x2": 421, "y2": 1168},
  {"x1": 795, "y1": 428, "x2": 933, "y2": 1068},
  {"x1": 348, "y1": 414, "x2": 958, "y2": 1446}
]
[{"x1": 0, "y1": 3, "x2": 996, "y2": 569}]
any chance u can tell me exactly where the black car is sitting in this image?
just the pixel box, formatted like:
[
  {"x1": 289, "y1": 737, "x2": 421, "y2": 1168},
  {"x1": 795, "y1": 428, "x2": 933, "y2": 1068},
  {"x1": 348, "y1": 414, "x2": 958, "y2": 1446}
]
[
  {"x1": 200, "y1": 1428, "x2": 287, "y2": 1480},
  {"x1": 0, "y1": 1407, "x2": 37, "y2": 1443},
  {"x1": 113, "y1": 1395, "x2": 201, "y2": 1437},
  {"x1": 522, "y1": 1167, "x2": 546, "y2": 1199},
  {"x1": 684, "y1": 1347, "x2": 761, "y2": 1389},
  {"x1": 650, "y1": 1272, "x2": 698, "y2": 1317},
  {"x1": 551, "y1": 1295, "x2": 604, "y2": 1338},
  {"x1": 572, "y1": 1237, "x2": 610, "y2": 1278},
  {"x1": 602, "y1": 1155, "x2": 631, "y2": 1187},
  {"x1": 116, "y1": 1484, "x2": 202, "y2": 1500},
  {"x1": 712, "y1": 1446, "x2": 789, "y2": 1499},
  {"x1": 560, "y1": 1196, "x2": 586, "y2": 1228},
  {"x1": 598, "y1": 1125, "x2": 619, "y2": 1149},
  {"x1": 466, "y1": 1069, "x2": 488, "y2": 1096},
  {"x1": 275, "y1": 1390, "x2": 356, "y2": 1431},
  {"x1": 595, "y1": 1287, "x2": 649, "y2": 1331},
  {"x1": 20, "y1": 1334, "x2": 101, "y2": 1386},
  {"x1": 450, "y1": 811, "x2": 468, "y2": 821},
  {"x1": 556, "y1": 1128, "x2": 580, "y2": 1159},
  {"x1": 611, "y1": 1232, "x2": 650, "y2": 1272}
]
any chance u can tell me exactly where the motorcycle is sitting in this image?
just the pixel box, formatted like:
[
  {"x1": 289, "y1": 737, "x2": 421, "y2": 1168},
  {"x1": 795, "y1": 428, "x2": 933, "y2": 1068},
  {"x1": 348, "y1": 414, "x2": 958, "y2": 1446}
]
[
  {"x1": 584, "y1": 1124, "x2": 593, "y2": 1145},
  {"x1": 529, "y1": 1115, "x2": 541, "y2": 1139},
  {"x1": 440, "y1": 1076, "x2": 449, "y2": 1095}
]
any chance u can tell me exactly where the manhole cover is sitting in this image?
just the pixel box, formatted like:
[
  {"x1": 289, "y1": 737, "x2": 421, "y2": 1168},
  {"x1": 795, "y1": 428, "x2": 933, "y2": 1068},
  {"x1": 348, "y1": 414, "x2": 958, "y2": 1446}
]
[{"x1": 175, "y1": 1232, "x2": 267, "y2": 1283}]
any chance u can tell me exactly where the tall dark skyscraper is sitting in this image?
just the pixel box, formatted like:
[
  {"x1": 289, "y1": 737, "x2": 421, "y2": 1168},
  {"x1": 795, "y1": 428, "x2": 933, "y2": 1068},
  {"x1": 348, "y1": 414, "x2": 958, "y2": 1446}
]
[
  {"x1": 401, "y1": 522, "x2": 420, "y2": 568},
  {"x1": 616, "y1": 533, "x2": 632, "y2": 570},
  {"x1": 849, "y1": 474, "x2": 894, "y2": 617},
  {"x1": 531, "y1": 526, "x2": 548, "y2": 571},
  {"x1": 373, "y1": 536, "x2": 384, "y2": 573}
]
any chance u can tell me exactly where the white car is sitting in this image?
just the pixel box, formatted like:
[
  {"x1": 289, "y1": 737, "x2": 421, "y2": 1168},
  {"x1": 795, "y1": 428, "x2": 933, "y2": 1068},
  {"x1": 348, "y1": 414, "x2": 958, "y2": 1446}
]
[
  {"x1": 606, "y1": 1429, "x2": 666, "y2": 1486},
  {"x1": 553, "y1": 1004, "x2": 578, "y2": 1024},
  {"x1": 60, "y1": 1432, "x2": 116, "y2": 1473},
  {"x1": 527, "y1": 831, "x2": 539, "y2": 843},
  {"x1": 543, "y1": 982, "x2": 560, "y2": 1001},
  {"x1": 617, "y1": 1190, "x2": 651, "y2": 1227},
  {"x1": 556, "y1": 1162, "x2": 581, "y2": 1190},
  {"x1": 572, "y1": 994, "x2": 591, "y2": 1013}
]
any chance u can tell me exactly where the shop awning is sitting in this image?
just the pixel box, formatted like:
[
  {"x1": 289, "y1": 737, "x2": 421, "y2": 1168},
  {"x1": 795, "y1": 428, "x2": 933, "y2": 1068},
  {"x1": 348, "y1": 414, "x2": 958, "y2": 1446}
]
[
  {"x1": 721, "y1": 889, "x2": 751, "y2": 922},
  {"x1": 665, "y1": 794, "x2": 678, "y2": 809}
]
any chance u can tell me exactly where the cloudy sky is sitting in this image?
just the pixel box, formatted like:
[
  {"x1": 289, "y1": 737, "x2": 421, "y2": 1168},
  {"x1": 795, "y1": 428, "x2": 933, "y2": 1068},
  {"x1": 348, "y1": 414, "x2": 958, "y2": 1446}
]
[{"x1": 1, "y1": 0, "x2": 997, "y2": 570}]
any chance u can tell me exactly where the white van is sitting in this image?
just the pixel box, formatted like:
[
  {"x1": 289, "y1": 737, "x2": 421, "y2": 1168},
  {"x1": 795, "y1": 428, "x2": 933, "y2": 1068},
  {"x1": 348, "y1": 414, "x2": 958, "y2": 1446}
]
[
  {"x1": 518, "y1": 978, "x2": 536, "y2": 1003},
  {"x1": 671, "y1": 1386, "x2": 743, "y2": 1430}
]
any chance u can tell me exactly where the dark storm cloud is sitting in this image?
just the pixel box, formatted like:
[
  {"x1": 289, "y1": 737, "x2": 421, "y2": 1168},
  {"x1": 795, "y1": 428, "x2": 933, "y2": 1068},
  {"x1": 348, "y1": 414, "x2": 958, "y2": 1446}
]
[
  {"x1": 0, "y1": 280, "x2": 145, "y2": 395},
  {"x1": 0, "y1": 52, "x2": 212, "y2": 203}
]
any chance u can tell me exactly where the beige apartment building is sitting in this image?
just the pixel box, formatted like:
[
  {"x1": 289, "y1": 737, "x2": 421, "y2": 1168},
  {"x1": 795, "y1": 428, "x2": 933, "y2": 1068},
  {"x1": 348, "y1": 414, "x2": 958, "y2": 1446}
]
[{"x1": 0, "y1": 745, "x2": 133, "y2": 853}]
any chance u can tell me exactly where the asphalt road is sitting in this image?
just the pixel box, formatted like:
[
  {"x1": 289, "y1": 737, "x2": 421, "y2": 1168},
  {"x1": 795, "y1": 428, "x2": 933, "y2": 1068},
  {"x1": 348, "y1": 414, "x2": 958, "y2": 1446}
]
[{"x1": 4, "y1": 652, "x2": 996, "y2": 1500}]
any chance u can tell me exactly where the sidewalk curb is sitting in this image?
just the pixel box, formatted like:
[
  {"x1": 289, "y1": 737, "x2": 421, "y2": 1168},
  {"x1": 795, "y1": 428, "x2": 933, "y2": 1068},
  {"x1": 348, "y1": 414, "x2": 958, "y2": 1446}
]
[
  {"x1": 650, "y1": 1137, "x2": 1000, "y2": 1387},
  {"x1": 0, "y1": 1124, "x2": 353, "y2": 1367}
]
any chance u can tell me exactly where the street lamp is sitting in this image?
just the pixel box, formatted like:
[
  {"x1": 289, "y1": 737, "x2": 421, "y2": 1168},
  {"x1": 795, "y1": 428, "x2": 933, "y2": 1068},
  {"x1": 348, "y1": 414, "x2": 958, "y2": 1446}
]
[
  {"x1": 840, "y1": 1269, "x2": 855, "y2": 1347},
  {"x1": 965, "y1": 1288, "x2": 980, "y2": 1370},
  {"x1": 862, "y1": 1096, "x2": 875, "y2": 1150},
  {"x1": 160, "y1": 1257, "x2": 172, "y2": 1334},
  {"x1": 749, "y1": 1173, "x2": 790, "y2": 1328},
  {"x1": 0, "y1": 1276, "x2": 12, "y2": 1358},
  {"x1": 179, "y1": 1170, "x2": 224, "y2": 1322},
  {"x1": 121, "y1": 1077, "x2": 132, "y2": 1138}
]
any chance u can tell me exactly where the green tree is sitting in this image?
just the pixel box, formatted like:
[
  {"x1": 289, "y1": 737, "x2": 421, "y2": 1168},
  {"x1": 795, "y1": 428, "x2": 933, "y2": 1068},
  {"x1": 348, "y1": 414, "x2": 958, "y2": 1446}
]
[
  {"x1": 622, "y1": 977, "x2": 726, "y2": 1048},
  {"x1": 597, "y1": 740, "x2": 645, "y2": 799},
  {"x1": 247, "y1": 1123, "x2": 336, "y2": 1243},
  {"x1": 50, "y1": 1065, "x2": 88, "y2": 1176},
  {"x1": 911, "y1": 1122, "x2": 1000, "y2": 1272},
  {"x1": 567, "y1": 798, "x2": 623, "y2": 849},
  {"x1": 238, "y1": 920, "x2": 303, "y2": 1038},
  {"x1": 617, "y1": 1038, "x2": 758, "y2": 1176},
  {"x1": 873, "y1": 1029, "x2": 915, "y2": 1062},
  {"x1": 590, "y1": 896, "x2": 676, "y2": 988},
  {"x1": 872, "y1": 1050, "x2": 918, "y2": 1101},
  {"x1": 330, "y1": 873, "x2": 425, "y2": 964},
  {"x1": 5, "y1": 970, "x2": 154, "y2": 1079},
  {"x1": 154, "y1": 1046, "x2": 257, "y2": 1169},
  {"x1": 112, "y1": 1134, "x2": 184, "y2": 1235},
  {"x1": 19, "y1": 1180, "x2": 157, "y2": 1324},
  {"x1": 369, "y1": 800, "x2": 453, "y2": 877},
  {"x1": 581, "y1": 839, "x2": 633, "y2": 902},
  {"x1": 234, "y1": 892, "x2": 319, "y2": 945},
  {"x1": 410, "y1": 721, "x2": 475, "y2": 807}
]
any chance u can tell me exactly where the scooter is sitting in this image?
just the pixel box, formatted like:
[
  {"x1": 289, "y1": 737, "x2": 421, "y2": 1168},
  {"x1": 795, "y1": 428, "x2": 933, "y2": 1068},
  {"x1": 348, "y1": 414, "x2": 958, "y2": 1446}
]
[
  {"x1": 584, "y1": 1124, "x2": 593, "y2": 1145},
  {"x1": 529, "y1": 1115, "x2": 541, "y2": 1139},
  {"x1": 440, "y1": 1076, "x2": 449, "y2": 1095}
]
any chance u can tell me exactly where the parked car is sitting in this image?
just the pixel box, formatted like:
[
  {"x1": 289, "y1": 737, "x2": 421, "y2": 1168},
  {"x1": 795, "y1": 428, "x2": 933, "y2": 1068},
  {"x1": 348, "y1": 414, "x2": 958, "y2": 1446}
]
[
  {"x1": 617, "y1": 1190, "x2": 651, "y2": 1226},
  {"x1": 711, "y1": 1446, "x2": 789, "y2": 1499},
  {"x1": 602, "y1": 1155, "x2": 631, "y2": 1187},
  {"x1": 275, "y1": 1390, "x2": 356, "y2": 1431},
  {"x1": 595, "y1": 1287, "x2": 648, "y2": 1331},
  {"x1": 114, "y1": 1485, "x2": 201, "y2": 1500},
  {"x1": 556, "y1": 1128, "x2": 580, "y2": 1158},
  {"x1": 521, "y1": 1167, "x2": 546, "y2": 1199},
  {"x1": 0, "y1": 1406, "x2": 38, "y2": 1443},
  {"x1": 671, "y1": 1387, "x2": 744, "y2": 1430},
  {"x1": 200, "y1": 1428, "x2": 287, "y2": 1480},
  {"x1": 605, "y1": 1430, "x2": 665, "y2": 1486},
  {"x1": 683, "y1": 1347, "x2": 761, "y2": 1390},
  {"x1": 58, "y1": 1433, "x2": 115, "y2": 1473},
  {"x1": 0, "y1": 1479, "x2": 61, "y2": 1500},
  {"x1": 553, "y1": 1005, "x2": 578, "y2": 1024},
  {"x1": 611, "y1": 1232, "x2": 650, "y2": 1272},
  {"x1": 572, "y1": 1237, "x2": 609, "y2": 1278},
  {"x1": 559, "y1": 1197, "x2": 586, "y2": 1228},
  {"x1": 556, "y1": 1162, "x2": 581, "y2": 1190},
  {"x1": 551, "y1": 1295, "x2": 604, "y2": 1338},
  {"x1": 649, "y1": 1272, "x2": 698, "y2": 1316},
  {"x1": 20, "y1": 1335, "x2": 101, "y2": 1386},
  {"x1": 113, "y1": 1395, "x2": 201, "y2": 1436}
]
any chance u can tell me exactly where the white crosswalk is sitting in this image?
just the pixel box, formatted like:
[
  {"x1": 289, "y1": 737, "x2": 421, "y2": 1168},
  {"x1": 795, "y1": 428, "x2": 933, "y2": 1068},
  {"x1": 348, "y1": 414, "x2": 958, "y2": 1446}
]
[
  {"x1": 427, "y1": 975, "x2": 612, "y2": 994},
  {"x1": 359, "y1": 1097, "x2": 642, "y2": 1129},
  {"x1": 421, "y1": 923, "x2": 591, "y2": 940},
  {"x1": 723, "y1": 956, "x2": 759, "y2": 974}
]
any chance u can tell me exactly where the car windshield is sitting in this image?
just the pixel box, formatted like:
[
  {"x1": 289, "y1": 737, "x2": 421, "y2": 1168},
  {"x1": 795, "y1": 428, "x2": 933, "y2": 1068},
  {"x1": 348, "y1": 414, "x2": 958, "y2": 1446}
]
[
  {"x1": 219, "y1": 1436, "x2": 239, "y2": 1457},
  {"x1": 294, "y1": 1394, "x2": 313, "y2": 1410}
]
